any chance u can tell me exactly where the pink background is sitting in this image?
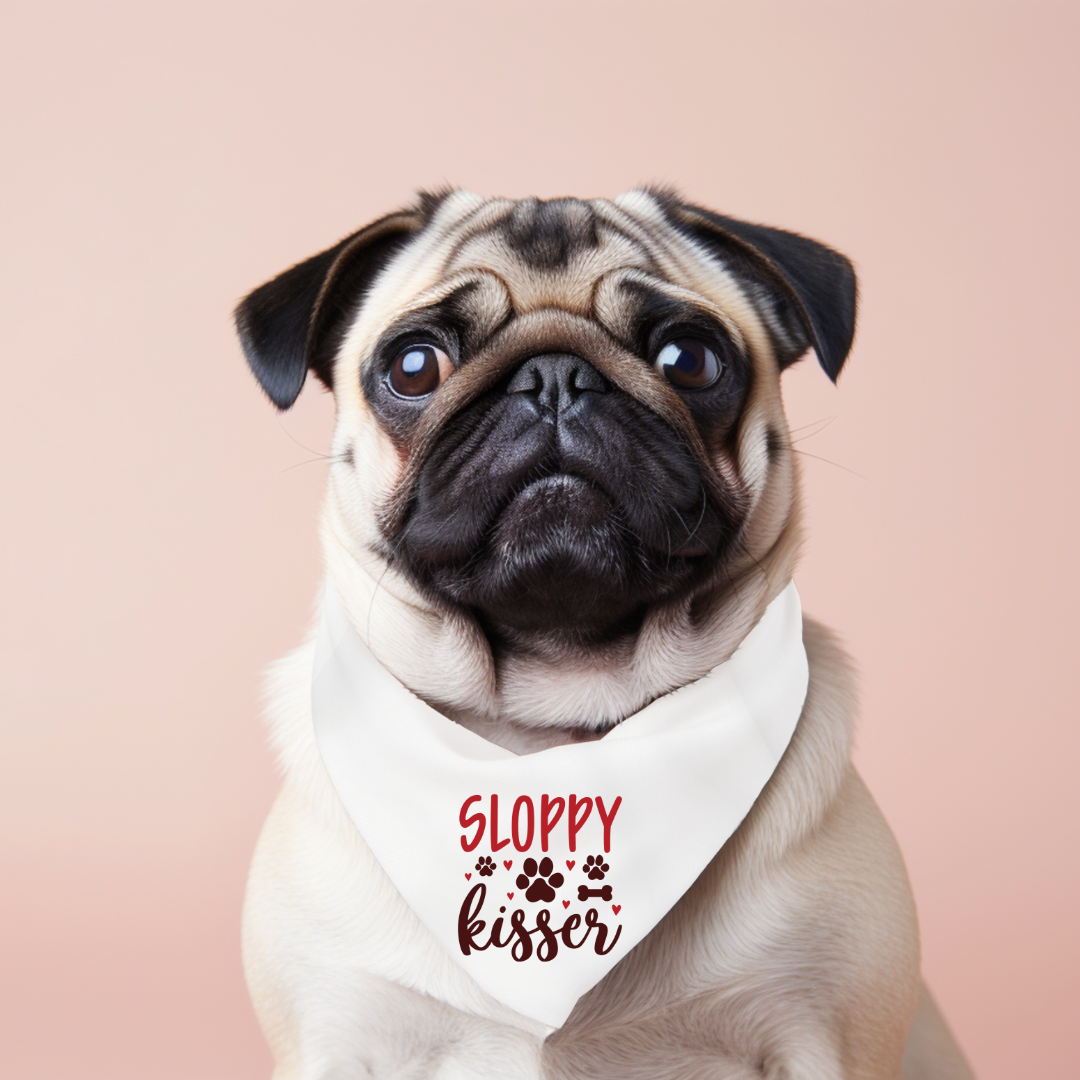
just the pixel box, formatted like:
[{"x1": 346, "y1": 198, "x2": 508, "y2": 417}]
[{"x1": 2, "y1": 3, "x2": 1077, "y2": 1077}]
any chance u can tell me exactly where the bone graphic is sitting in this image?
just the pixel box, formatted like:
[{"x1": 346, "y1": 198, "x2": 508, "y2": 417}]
[{"x1": 577, "y1": 884, "x2": 614, "y2": 902}]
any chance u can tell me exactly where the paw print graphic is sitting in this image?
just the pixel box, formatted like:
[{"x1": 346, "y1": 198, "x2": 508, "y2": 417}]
[
  {"x1": 584, "y1": 854, "x2": 610, "y2": 881},
  {"x1": 515, "y1": 857, "x2": 564, "y2": 903},
  {"x1": 475, "y1": 855, "x2": 496, "y2": 877}
]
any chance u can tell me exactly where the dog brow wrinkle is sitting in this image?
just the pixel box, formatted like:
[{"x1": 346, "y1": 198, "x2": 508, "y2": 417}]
[{"x1": 500, "y1": 197, "x2": 600, "y2": 269}]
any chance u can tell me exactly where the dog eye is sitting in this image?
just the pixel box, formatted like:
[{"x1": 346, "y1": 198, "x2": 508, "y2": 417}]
[
  {"x1": 655, "y1": 339, "x2": 723, "y2": 390},
  {"x1": 387, "y1": 344, "x2": 452, "y2": 398}
]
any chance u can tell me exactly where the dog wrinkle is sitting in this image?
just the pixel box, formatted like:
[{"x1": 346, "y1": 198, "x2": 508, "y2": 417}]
[
  {"x1": 592, "y1": 266, "x2": 749, "y2": 355},
  {"x1": 499, "y1": 196, "x2": 601, "y2": 269},
  {"x1": 446, "y1": 220, "x2": 652, "y2": 317}
]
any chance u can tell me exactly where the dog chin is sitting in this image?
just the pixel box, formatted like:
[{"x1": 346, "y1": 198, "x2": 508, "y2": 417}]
[{"x1": 411, "y1": 474, "x2": 705, "y2": 638}]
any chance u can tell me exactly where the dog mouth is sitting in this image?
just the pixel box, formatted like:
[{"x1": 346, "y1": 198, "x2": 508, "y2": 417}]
[
  {"x1": 394, "y1": 462, "x2": 720, "y2": 637},
  {"x1": 498, "y1": 473, "x2": 608, "y2": 537},
  {"x1": 496, "y1": 473, "x2": 710, "y2": 561},
  {"x1": 387, "y1": 372, "x2": 732, "y2": 637}
]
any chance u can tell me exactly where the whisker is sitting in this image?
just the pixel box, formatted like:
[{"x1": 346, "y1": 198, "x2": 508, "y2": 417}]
[
  {"x1": 788, "y1": 416, "x2": 837, "y2": 442},
  {"x1": 790, "y1": 416, "x2": 838, "y2": 442},
  {"x1": 791, "y1": 449, "x2": 872, "y2": 482},
  {"x1": 276, "y1": 415, "x2": 331, "y2": 458},
  {"x1": 278, "y1": 453, "x2": 346, "y2": 475}
]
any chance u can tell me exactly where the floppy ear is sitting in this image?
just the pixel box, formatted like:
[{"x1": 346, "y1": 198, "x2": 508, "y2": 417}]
[
  {"x1": 665, "y1": 200, "x2": 858, "y2": 382},
  {"x1": 234, "y1": 209, "x2": 424, "y2": 409}
]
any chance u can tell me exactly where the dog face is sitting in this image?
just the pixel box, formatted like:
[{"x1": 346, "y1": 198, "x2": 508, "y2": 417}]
[{"x1": 237, "y1": 191, "x2": 855, "y2": 645}]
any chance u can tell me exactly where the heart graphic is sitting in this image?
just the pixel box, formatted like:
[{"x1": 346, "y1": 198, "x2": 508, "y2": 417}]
[
  {"x1": 507, "y1": 892, "x2": 514, "y2": 900},
  {"x1": 465, "y1": 873, "x2": 472, "y2": 880},
  {"x1": 503, "y1": 860, "x2": 512, "y2": 870},
  {"x1": 612, "y1": 905, "x2": 622, "y2": 915},
  {"x1": 562, "y1": 900, "x2": 570, "y2": 909},
  {"x1": 566, "y1": 860, "x2": 575, "y2": 870}
]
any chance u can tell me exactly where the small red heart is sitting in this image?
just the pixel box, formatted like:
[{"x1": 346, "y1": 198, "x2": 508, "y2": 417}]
[
  {"x1": 612, "y1": 905, "x2": 622, "y2": 915},
  {"x1": 503, "y1": 860, "x2": 512, "y2": 870},
  {"x1": 465, "y1": 873, "x2": 472, "y2": 880},
  {"x1": 562, "y1": 900, "x2": 570, "y2": 909},
  {"x1": 566, "y1": 860, "x2": 575, "y2": 870},
  {"x1": 507, "y1": 892, "x2": 514, "y2": 900}
]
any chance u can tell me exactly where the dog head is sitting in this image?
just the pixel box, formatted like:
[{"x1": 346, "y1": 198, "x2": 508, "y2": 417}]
[{"x1": 236, "y1": 191, "x2": 855, "y2": 723}]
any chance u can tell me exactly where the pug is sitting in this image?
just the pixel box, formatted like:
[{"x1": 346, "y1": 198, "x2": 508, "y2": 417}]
[{"x1": 235, "y1": 190, "x2": 973, "y2": 1079}]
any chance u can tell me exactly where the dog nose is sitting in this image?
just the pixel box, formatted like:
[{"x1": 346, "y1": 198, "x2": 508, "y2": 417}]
[{"x1": 506, "y1": 353, "x2": 608, "y2": 415}]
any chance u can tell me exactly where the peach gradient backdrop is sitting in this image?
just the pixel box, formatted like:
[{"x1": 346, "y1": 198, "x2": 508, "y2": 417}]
[{"x1": 2, "y1": 2, "x2": 1077, "y2": 1077}]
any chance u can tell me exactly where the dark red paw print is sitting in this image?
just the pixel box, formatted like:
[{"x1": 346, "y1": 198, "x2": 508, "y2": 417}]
[
  {"x1": 584, "y1": 854, "x2": 609, "y2": 881},
  {"x1": 475, "y1": 855, "x2": 496, "y2": 877},
  {"x1": 515, "y1": 857, "x2": 564, "y2": 903}
]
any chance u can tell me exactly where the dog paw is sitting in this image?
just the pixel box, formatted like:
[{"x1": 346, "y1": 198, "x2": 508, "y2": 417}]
[
  {"x1": 475, "y1": 855, "x2": 496, "y2": 877},
  {"x1": 515, "y1": 857, "x2": 564, "y2": 903},
  {"x1": 584, "y1": 854, "x2": 610, "y2": 880}
]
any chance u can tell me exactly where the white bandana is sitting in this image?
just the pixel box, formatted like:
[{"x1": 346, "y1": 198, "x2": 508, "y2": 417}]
[{"x1": 312, "y1": 581, "x2": 808, "y2": 1028}]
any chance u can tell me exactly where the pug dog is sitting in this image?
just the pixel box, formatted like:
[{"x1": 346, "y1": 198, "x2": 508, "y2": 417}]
[{"x1": 235, "y1": 190, "x2": 973, "y2": 1079}]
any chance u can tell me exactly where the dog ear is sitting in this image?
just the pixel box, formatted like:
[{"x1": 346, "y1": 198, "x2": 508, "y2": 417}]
[
  {"x1": 235, "y1": 208, "x2": 425, "y2": 409},
  {"x1": 664, "y1": 200, "x2": 858, "y2": 382}
]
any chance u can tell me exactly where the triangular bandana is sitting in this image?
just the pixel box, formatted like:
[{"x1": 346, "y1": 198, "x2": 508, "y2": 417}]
[{"x1": 312, "y1": 581, "x2": 808, "y2": 1028}]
